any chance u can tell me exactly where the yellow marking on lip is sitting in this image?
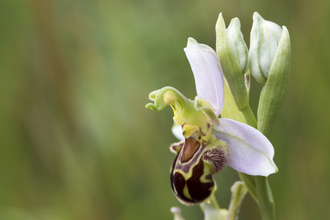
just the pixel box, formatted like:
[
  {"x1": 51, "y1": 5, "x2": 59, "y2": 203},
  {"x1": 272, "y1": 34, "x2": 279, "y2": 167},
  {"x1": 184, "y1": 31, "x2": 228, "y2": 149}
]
[
  {"x1": 200, "y1": 161, "x2": 213, "y2": 183},
  {"x1": 183, "y1": 184, "x2": 192, "y2": 200}
]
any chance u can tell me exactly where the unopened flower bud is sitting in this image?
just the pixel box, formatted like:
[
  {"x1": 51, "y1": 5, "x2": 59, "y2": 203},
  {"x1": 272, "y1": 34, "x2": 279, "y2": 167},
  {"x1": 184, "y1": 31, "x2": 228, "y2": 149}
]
[
  {"x1": 249, "y1": 12, "x2": 283, "y2": 83},
  {"x1": 250, "y1": 12, "x2": 291, "y2": 136},
  {"x1": 226, "y1": 18, "x2": 249, "y2": 74},
  {"x1": 216, "y1": 13, "x2": 249, "y2": 111}
]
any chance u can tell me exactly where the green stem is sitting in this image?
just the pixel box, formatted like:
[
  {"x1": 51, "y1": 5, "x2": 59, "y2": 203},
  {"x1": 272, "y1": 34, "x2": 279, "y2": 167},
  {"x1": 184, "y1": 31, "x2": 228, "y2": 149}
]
[
  {"x1": 221, "y1": 78, "x2": 276, "y2": 220},
  {"x1": 255, "y1": 176, "x2": 276, "y2": 220},
  {"x1": 210, "y1": 193, "x2": 221, "y2": 210},
  {"x1": 240, "y1": 105, "x2": 257, "y2": 129},
  {"x1": 238, "y1": 172, "x2": 258, "y2": 202},
  {"x1": 239, "y1": 105, "x2": 276, "y2": 220}
]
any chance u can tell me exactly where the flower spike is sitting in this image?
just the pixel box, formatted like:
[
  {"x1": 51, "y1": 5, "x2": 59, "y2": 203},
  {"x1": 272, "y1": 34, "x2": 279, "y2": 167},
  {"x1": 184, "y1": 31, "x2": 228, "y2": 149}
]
[{"x1": 146, "y1": 30, "x2": 278, "y2": 205}]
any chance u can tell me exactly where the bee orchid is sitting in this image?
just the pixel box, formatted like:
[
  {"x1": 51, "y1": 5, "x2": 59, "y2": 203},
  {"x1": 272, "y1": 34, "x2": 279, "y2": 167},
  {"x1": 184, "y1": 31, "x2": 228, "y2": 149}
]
[{"x1": 146, "y1": 38, "x2": 277, "y2": 205}]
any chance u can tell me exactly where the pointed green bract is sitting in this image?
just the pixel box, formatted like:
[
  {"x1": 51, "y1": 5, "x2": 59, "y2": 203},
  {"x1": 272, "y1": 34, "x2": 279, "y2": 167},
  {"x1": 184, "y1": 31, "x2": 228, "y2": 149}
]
[
  {"x1": 257, "y1": 26, "x2": 291, "y2": 137},
  {"x1": 215, "y1": 13, "x2": 249, "y2": 112}
]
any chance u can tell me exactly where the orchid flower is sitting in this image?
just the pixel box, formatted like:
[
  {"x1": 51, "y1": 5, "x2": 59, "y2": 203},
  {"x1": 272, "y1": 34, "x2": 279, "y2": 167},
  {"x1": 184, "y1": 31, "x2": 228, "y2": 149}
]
[{"x1": 146, "y1": 38, "x2": 277, "y2": 205}]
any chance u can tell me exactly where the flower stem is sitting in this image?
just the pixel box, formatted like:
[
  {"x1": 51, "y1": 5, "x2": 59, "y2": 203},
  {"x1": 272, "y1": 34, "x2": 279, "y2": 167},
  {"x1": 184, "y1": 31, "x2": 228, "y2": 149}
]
[
  {"x1": 255, "y1": 176, "x2": 276, "y2": 220},
  {"x1": 239, "y1": 105, "x2": 276, "y2": 220},
  {"x1": 211, "y1": 193, "x2": 221, "y2": 210},
  {"x1": 238, "y1": 172, "x2": 257, "y2": 202},
  {"x1": 221, "y1": 78, "x2": 276, "y2": 220},
  {"x1": 240, "y1": 105, "x2": 257, "y2": 129}
]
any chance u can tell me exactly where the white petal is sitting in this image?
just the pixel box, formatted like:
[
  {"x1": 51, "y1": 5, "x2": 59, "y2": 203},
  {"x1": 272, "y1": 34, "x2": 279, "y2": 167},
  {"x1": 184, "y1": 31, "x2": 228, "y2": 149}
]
[
  {"x1": 172, "y1": 123, "x2": 184, "y2": 140},
  {"x1": 184, "y1": 37, "x2": 224, "y2": 116},
  {"x1": 213, "y1": 118, "x2": 278, "y2": 176}
]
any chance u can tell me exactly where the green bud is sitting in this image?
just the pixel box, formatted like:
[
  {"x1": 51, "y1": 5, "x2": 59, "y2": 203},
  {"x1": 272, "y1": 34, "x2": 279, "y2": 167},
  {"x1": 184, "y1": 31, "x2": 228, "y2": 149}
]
[
  {"x1": 257, "y1": 25, "x2": 291, "y2": 137},
  {"x1": 249, "y1": 12, "x2": 283, "y2": 83},
  {"x1": 226, "y1": 18, "x2": 249, "y2": 74},
  {"x1": 216, "y1": 13, "x2": 249, "y2": 111}
]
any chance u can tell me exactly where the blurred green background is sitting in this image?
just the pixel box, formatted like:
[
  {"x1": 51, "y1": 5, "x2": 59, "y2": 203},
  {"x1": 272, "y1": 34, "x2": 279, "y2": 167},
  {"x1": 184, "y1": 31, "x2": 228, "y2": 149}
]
[{"x1": 1, "y1": 0, "x2": 330, "y2": 219}]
